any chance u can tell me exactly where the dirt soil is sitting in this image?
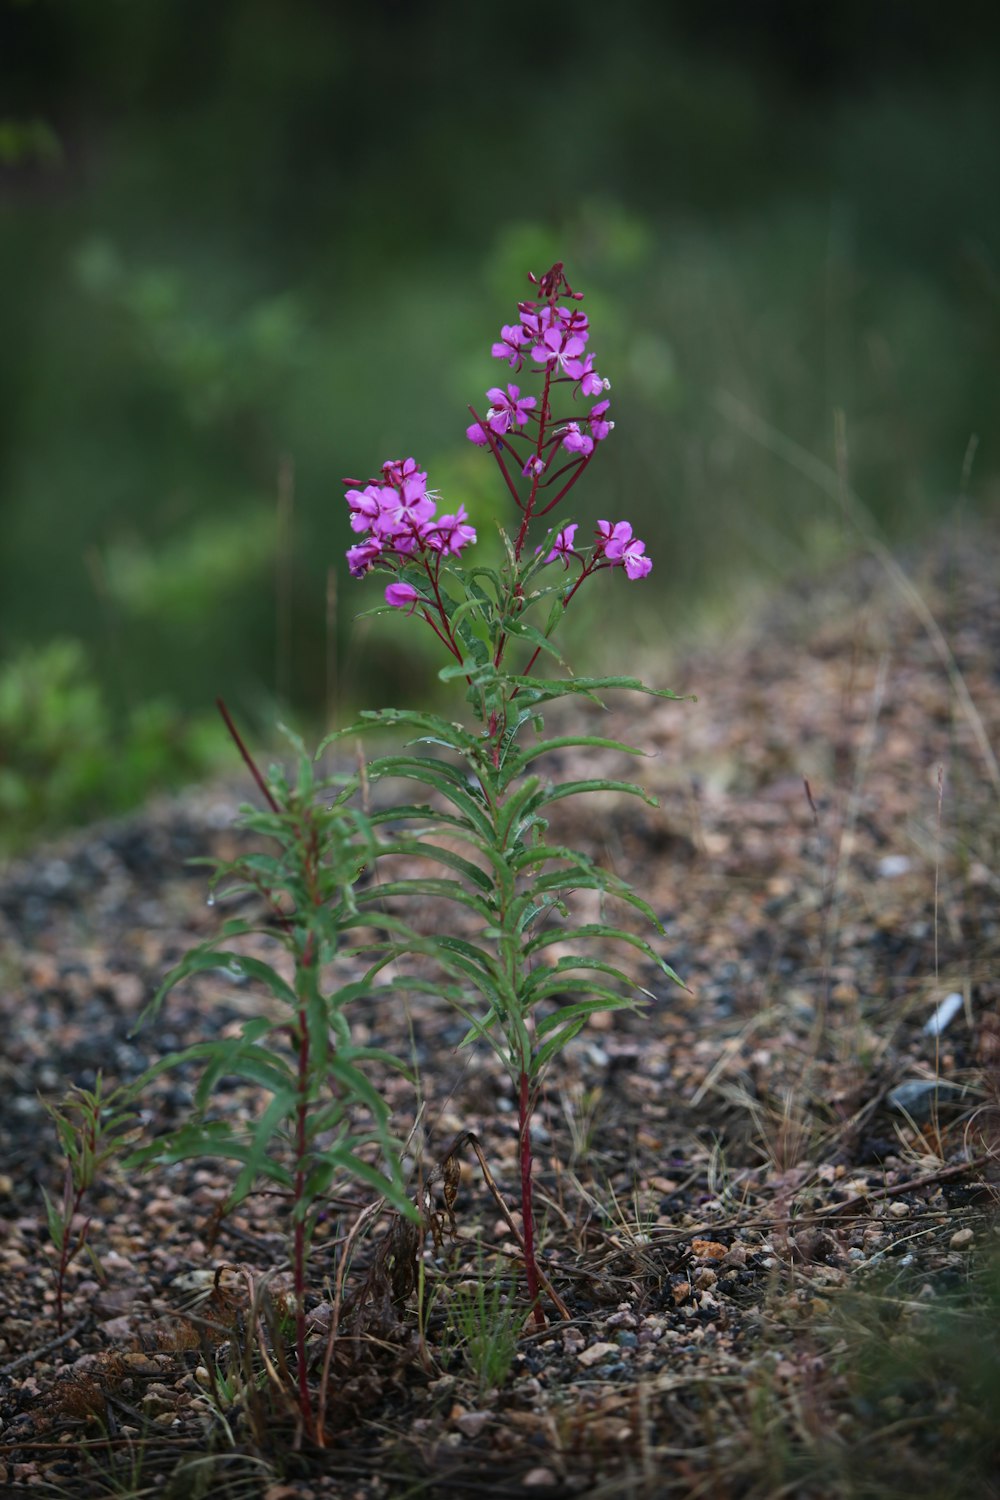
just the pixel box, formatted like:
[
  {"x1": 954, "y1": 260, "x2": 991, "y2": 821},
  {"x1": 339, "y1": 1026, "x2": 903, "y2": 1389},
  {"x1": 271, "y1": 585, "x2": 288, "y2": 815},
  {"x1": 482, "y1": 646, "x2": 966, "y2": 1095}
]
[{"x1": 1, "y1": 528, "x2": 999, "y2": 1499}]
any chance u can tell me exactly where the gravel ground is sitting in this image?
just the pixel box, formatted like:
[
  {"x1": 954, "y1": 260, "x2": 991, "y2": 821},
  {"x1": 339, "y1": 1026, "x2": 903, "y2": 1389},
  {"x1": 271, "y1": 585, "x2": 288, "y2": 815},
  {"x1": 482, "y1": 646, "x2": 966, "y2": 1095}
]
[{"x1": 1, "y1": 528, "x2": 999, "y2": 1497}]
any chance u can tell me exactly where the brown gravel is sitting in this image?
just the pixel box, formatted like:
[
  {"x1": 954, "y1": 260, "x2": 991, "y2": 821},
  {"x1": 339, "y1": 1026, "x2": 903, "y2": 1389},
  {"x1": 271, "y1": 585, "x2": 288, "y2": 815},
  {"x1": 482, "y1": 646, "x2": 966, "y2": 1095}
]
[{"x1": 1, "y1": 526, "x2": 999, "y2": 1497}]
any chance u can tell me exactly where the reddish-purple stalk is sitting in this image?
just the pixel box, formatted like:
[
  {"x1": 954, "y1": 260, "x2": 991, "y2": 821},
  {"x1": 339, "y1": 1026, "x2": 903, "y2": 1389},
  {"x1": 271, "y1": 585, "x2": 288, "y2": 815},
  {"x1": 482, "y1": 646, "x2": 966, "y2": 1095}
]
[
  {"x1": 216, "y1": 697, "x2": 318, "y2": 1438},
  {"x1": 518, "y1": 1070, "x2": 544, "y2": 1326},
  {"x1": 52, "y1": 1161, "x2": 94, "y2": 1337}
]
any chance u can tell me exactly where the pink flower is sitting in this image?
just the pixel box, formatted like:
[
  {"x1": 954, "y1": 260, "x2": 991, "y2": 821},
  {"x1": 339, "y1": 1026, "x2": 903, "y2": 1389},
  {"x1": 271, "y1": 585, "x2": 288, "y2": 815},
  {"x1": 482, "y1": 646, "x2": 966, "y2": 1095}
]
[
  {"x1": 532, "y1": 327, "x2": 587, "y2": 378},
  {"x1": 385, "y1": 581, "x2": 421, "y2": 610},
  {"x1": 544, "y1": 523, "x2": 578, "y2": 566},
  {"x1": 466, "y1": 421, "x2": 489, "y2": 446},
  {"x1": 428, "y1": 504, "x2": 477, "y2": 557},
  {"x1": 378, "y1": 474, "x2": 436, "y2": 536},
  {"x1": 596, "y1": 520, "x2": 651, "y2": 580},
  {"x1": 522, "y1": 455, "x2": 546, "y2": 478},
  {"x1": 561, "y1": 422, "x2": 594, "y2": 456},
  {"x1": 381, "y1": 456, "x2": 426, "y2": 490},
  {"x1": 619, "y1": 538, "x2": 652, "y2": 579},
  {"x1": 492, "y1": 323, "x2": 529, "y2": 369},
  {"x1": 485, "y1": 384, "x2": 537, "y2": 434},
  {"x1": 595, "y1": 519, "x2": 628, "y2": 552},
  {"x1": 345, "y1": 483, "x2": 382, "y2": 534},
  {"x1": 588, "y1": 399, "x2": 613, "y2": 442}
]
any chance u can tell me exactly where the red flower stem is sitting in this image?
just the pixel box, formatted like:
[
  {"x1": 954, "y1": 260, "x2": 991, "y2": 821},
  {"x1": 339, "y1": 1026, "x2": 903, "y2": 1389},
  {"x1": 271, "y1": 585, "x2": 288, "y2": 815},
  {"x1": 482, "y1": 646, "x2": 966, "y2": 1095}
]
[
  {"x1": 518, "y1": 1069, "x2": 544, "y2": 1326},
  {"x1": 290, "y1": 812, "x2": 324, "y2": 1439},
  {"x1": 513, "y1": 367, "x2": 554, "y2": 561},
  {"x1": 216, "y1": 698, "x2": 280, "y2": 814},
  {"x1": 511, "y1": 562, "x2": 595, "y2": 691},
  {"x1": 535, "y1": 450, "x2": 595, "y2": 514},
  {"x1": 485, "y1": 365, "x2": 556, "y2": 735},
  {"x1": 54, "y1": 1181, "x2": 87, "y2": 1336},
  {"x1": 293, "y1": 991, "x2": 314, "y2": 1436},
  {"x1": 419, "y1": 606, "x2": 462, "y2": 659},
  {"x1": 470, "y1": 404, "x2": 523, "y2": 508}
]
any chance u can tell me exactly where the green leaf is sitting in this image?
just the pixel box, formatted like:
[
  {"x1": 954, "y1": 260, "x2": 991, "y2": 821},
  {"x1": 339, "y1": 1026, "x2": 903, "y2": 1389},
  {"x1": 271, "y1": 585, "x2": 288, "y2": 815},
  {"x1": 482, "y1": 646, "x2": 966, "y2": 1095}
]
[
  {"x1": 505, "y1": 734, "x2": 648, "y2": 779},
  {"x1": 500, "y1": 617, "x2": 567, "y2": 669},
  {"x1": 531, "y1": 981, "x2": 640, "y2": 1015},
  {"x1": 355, "y1": 877, "x2": 494, "y2": 920},
  {"x1": 363, "y1": 757, "x2": 493, "y2": 838},
  {"x1": 316, "y1": 1145, "x2": 418, "y2": 1221},
  {"x1": 532, "y1": 1023, "x2": 588, "y2": 1074},
  {"x1": 525, "y1": 921, "x2": 676, "y2": 978},
  {"x1": 522, "y1": 956, "x2": 641, "y2": 997},
  {"x1": 373, "y1": 838, "x2": 493, "y2": 893},
  {"x1": 324, "y1": 1055, "x2": 392, "y2": 1125},
  {"x1": 229, "y1": 1088, "x2": 298, "y2": 1203},
  {"x1": 40, "y1": 1185, "x2": 66, "y2": 1251},
  {"x1": 535, "y1": 778, "x2": 658, "y2": 811},
  {"x1": 494, "y1": 774, "x2": 543, "y2": 847},
  {"x1": 318, "y1": 707, "x2": 479, "y2": 759},
  {"x1": 132, "y1": 944, "x2": 299, "y2": 1032},
  {"x1": 345, "y1": 1045, "x2": 414, "y2": 1079}
]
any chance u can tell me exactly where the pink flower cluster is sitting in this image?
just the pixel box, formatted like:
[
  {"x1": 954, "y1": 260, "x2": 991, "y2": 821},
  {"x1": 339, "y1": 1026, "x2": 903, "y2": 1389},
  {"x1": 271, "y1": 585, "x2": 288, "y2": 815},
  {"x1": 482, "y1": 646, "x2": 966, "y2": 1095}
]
[
  {"x1": 468, "y1": 294, "x2": 613, "y2": 459},
  {"x1": 342, "y1": 267, "x2": 651, "y2": 624},
  {"x1": 344, "y1": 457, "x2": 476, "y2": 605},
  {"x1": 545, "y1": 519, "x2": 652, "y2": 581}
]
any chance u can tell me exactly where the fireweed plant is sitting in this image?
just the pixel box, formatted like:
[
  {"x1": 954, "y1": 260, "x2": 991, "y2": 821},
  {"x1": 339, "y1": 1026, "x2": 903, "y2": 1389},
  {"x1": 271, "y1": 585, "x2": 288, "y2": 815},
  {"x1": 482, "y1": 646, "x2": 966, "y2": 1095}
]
[
  {"x1": 123, "y1": 718, "x2": 416, "y2": 1438},
  {"x1": 331, "y1": 263, "x2": 685, "y2": 1323},
  {"x1": 41, "y1": 1074, "x2": 138, "y2": 1337}
]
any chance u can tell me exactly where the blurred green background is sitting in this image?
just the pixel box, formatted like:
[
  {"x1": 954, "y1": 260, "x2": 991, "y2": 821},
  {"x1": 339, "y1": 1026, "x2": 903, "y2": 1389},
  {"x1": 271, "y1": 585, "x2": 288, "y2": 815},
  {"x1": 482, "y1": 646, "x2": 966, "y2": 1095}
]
[{"x1": 2, "y1": 0, "x2": 998, "y2": 848}]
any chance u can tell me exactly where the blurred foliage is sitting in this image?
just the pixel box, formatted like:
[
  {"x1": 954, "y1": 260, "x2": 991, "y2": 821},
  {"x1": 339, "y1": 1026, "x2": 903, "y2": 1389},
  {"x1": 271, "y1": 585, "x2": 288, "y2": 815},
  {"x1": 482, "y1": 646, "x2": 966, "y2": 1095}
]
[
  {"x1": 0, "y1": 639, "x2": 224, "y2": 852},
  {"x1": 752, "y1": 1252, "x2": 1000, "y2": 1497},
  {"x1": 1, "y1": 0, "x2": 998, "y2": 844}
]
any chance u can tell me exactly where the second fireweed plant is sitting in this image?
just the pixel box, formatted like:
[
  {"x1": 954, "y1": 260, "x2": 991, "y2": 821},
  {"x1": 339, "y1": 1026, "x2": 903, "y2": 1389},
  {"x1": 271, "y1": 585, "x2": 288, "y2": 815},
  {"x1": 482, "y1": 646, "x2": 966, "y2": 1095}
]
[
  {"x1": 126, "y1": 726, "x2": 416, "y2": 1438},
  {"x1": 333, "y1": 263, "x2": 685, "y2": 1321}
]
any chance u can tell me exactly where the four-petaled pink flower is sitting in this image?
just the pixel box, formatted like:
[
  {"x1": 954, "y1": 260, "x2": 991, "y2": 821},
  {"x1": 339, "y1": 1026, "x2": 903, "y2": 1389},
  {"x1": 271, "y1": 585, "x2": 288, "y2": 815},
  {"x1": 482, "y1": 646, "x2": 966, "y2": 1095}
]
[
  {"x1": 544, "y1": 523, "x2": 578, "y2": 567},
  {"x1": 532, "y1": 327, "x2": 587, "y2": 379},
  {"x1": 492, "y1": 323, "x2": 529, "y2": 369},
  {"x1": 485, "y1": 384, "x2": 537, "y2": 434}
]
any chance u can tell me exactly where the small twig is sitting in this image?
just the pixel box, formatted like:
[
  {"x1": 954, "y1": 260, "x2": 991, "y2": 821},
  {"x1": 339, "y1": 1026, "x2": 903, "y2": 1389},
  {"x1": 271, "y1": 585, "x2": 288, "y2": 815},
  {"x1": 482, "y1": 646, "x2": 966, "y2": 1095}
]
[
  {"x1": 216, "y1": 697, "x2": 280, "y2": 813},
  {"x1": 818, "y1": 1154, "x2": 989, "y2": 1218},
  {"x1": 0, "y1": 1320, "x2": 88, "y2": 1376},
  {"x1": 451, "y1": 1130, "x2": 571, "y2": 1321}
]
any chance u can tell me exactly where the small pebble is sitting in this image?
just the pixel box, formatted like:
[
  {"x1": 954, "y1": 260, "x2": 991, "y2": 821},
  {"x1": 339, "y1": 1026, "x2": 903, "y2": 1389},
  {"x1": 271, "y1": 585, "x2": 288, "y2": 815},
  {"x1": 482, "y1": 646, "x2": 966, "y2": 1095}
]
[
  {"x1": 455, "y1": 1410, "x2": 492, "y2": 1438},
  {"x1": 950, "y1": 1227, "x2": 974, "y2": 1250},
  {"x1": 577, "y1": 1342, "x2": 619, "y2": 1367}
]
